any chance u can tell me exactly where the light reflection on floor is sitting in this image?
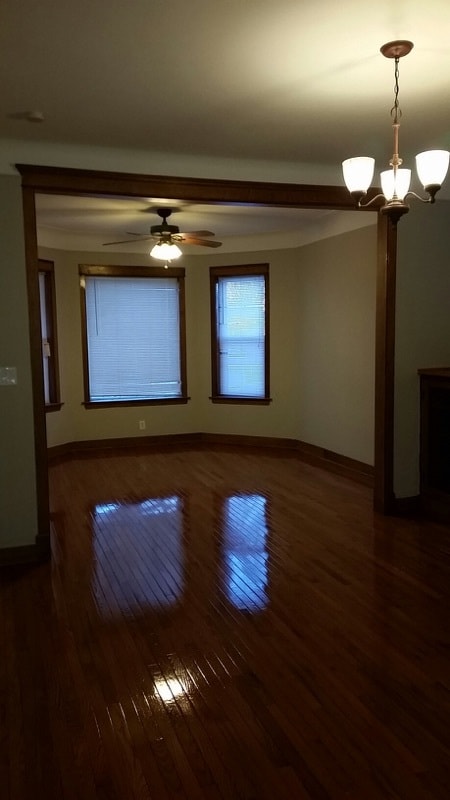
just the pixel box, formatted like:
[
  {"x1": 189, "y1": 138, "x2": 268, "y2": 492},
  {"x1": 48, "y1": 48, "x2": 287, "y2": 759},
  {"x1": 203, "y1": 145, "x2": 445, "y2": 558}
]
[
  {"x1": 91, "y1": 492, "x2": 270, "y2": 620},
  {"x1": 153, "y1": 676, "x2": 187, "y2": 703},
  {"x1": 222, "y1": 494, "x2": 269, "y2": 612},
  {"x1": 92, "y1": 495, "x2": 184, "y2": 617}
]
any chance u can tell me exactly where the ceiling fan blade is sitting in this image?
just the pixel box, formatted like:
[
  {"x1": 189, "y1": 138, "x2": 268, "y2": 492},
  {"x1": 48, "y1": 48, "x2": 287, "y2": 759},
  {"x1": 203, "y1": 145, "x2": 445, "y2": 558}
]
[
  {"x1": 181, "y1": 236, "x2": 222, "y2": 248},
  {"x1": 102, "y1": 235, "x2": 154, "y2": 246},
  {"x1": 178, "y1": 230, "x2": 216, "y2": 238},
  {"x1": 125, "y1": 231, "x2": 159, "y2": 238}
]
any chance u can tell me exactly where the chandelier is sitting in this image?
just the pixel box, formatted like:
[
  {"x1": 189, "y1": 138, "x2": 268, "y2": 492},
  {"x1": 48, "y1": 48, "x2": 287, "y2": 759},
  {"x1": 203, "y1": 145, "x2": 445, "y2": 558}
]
[{"x1": 342, "y1": 41, "x2": 449, "y2": 224}]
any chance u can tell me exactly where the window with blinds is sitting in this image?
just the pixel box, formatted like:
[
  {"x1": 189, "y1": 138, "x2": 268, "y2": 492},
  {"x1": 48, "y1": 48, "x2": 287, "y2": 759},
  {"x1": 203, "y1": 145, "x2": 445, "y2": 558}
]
[
  {"x1": 210, "y1": 264, "x2": 269, "y2": 402},
  {"x1": 80, "y1": 266, "x2": 186, "y2": 405}
]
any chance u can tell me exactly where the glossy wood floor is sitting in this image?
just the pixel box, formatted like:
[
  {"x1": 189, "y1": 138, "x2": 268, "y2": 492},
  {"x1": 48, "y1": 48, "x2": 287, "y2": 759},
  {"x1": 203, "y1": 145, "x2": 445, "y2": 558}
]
[{"x1": 2, "y1": 446, "x2": 450, "y2": 799}]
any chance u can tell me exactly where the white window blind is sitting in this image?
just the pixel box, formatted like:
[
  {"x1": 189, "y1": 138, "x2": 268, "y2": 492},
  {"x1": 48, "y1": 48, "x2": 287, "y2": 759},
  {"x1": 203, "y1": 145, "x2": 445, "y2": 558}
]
[
  {"x1": 217, "y1": 275, "x2": 266, "y2": 397},
  {"x1": 85, "y1": 276, "x2": 181, "y2": 401}
]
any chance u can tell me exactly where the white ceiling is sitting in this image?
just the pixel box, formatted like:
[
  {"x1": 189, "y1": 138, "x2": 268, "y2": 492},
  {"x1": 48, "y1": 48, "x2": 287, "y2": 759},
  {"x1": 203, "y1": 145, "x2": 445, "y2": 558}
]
[
  {"x1": 34, "y1": 193, "x2": 376, "y2": 254},
  {"x1": 2, "y1": 0, "x2": 450, "y2": 250}
]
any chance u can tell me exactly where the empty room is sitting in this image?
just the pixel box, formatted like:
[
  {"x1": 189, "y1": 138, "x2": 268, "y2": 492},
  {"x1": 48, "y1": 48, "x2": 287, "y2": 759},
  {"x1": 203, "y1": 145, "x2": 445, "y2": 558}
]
[{"x1": 1, "y1": 2, "x2": 450, "y2": 798}]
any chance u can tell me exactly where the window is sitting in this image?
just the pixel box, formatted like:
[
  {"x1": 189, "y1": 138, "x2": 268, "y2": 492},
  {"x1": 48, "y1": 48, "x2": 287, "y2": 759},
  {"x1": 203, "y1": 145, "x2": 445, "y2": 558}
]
[
  {"x1": 210, "y1": 264, "x2": 269, "y2": 403},
  {"x1": 38, "y1": 259, "x2": 61, "y2": 411},
  {"x1": 80, "y1": 265, "x2": 187, "y2": 406}
]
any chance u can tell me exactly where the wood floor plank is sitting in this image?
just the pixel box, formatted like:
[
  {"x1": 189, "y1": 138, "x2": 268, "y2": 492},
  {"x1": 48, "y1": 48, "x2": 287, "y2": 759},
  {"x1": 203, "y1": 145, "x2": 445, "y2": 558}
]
[{"x1": 3, "y1": 445, "x2": 450, "y2": 798}]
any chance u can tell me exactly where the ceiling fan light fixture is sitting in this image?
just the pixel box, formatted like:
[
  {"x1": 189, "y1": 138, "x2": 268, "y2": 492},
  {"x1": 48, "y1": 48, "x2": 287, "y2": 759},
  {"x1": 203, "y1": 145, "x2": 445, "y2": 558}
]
[
  {"x1": 342, "y1": 40, "x2": 450, "y2": 222},
  {"x1": 150, "y1": 241, "x2": 182, "y2": 261},
  {"x1": 102, "y1": 206, "x2": 222, "y2": 251}
]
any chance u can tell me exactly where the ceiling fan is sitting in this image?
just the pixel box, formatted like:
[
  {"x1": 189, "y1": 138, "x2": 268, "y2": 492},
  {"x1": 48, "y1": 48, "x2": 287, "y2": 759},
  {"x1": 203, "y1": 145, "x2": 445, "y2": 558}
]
[{"x1": 103, "y1": 207, "x2": 223, "y2": 251}]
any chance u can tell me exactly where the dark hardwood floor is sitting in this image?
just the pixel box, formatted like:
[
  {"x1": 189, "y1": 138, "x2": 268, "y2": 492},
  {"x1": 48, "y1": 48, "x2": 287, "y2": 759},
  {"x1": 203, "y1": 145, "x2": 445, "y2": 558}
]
[{"x1": 2, "y1": 445, "x2": 450, "y2": 799}]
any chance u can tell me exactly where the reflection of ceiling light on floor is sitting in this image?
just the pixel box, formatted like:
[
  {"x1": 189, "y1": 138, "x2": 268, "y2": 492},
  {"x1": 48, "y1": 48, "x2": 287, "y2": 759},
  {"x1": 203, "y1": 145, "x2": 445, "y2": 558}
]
[{"x1": 154, "y1": 677, "x2": 186, "y2": 703}]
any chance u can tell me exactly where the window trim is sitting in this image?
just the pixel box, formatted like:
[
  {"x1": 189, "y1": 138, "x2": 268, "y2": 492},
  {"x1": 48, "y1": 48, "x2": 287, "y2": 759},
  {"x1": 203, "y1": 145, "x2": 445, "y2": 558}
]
[
  {"x1": 79, "y1": 263, "x2": 188, "y2": 408},
  {"x1": 210, "y1": 263, "x2": 270, "y2": 404},
  {"x1": 38, "y1": 259, "x2": 62, "y2": 412}
]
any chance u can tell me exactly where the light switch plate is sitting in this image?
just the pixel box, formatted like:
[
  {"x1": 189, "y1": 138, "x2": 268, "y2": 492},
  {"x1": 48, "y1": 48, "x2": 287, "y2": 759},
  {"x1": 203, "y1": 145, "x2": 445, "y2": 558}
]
[{"x1": 0, "y1": 366, "x2": 18, "y2": 385}]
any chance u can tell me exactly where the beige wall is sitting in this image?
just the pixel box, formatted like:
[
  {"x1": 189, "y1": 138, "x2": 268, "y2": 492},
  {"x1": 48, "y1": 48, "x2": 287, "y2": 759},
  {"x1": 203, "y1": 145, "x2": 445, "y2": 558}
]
[
  {"x1": 285, "y1": 227, "x2": 377, "y2": 463},
  {"x1": 0, "y1": 175, "x2": 38, "y2": 547},
  {"x1": 395, "y1": 201, "x2": 450, "y2": 497},
  {"x1": 42, "y1": 221, "x2": 377, "y2": 465}
]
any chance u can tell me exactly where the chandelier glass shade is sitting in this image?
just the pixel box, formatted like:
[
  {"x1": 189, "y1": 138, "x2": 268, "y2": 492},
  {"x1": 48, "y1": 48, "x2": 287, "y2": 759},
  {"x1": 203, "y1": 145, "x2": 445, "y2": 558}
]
[{"x1": 342, "y1": 41, "x2": 450, "y2": 223}]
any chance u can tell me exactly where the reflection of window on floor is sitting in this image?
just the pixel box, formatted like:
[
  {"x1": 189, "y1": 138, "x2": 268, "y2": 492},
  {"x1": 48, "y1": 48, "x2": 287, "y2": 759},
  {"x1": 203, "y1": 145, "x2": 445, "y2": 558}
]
[
  {"x1": 92, "y1": 495, "x2": 184, "y2": 618},
  {"x1": 223, "y1": 494, "x2": 269, "y2": 612}
]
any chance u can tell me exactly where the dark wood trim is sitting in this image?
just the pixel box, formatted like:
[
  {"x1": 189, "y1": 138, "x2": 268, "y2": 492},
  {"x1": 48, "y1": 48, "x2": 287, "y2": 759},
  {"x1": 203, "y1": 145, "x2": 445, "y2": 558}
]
[
  {"x1": 265, "y1": 266, "x2": 270, "y2": 400},
  {"x1": 16, "y1": 163, "x2": 389, "y2": 537},
  {"x1": 210, "y1": 266, "x2": 219, "y2": 397},
  {"x1": 38, "y1": 258, "x2": 61, "y2": 408},
  {"x1": 374, "y1": 213, "x2": 397, "y2": 513},
  {"x1": 82, "y1": 397, "x2": 190, "y2": 409},
  {"x1": 47, "y1": 433, "x2": 203, "y2": 462},
  {"x1": 37, "y1": 258, "x2": 54, "y2": 268},
  {"x1": 209, "y1": 263, "x2": 270, "y2": 402},
  {"x1": 45, "y1": 402, "x2": 64, "y2": 413},
  {"x1": 78, "y1": 269, "x2": 90, "y2": 403},
  {"x1": 205, "y1": 434, "x2": 374, "y2": 486},
  {"x1": 21, "y1": 187, "x2": 51, "y2": 553},
  {"x1": 79, "y1": 263, "x2": 185, "y2": 279},
  {"x1": 0, "y1": 531, "x2": 51, "y2": 566},
  {"x1": 0, "y1": 545, "x2": 44, "y2": 566},
  {"x1": 47, "y1": 432, "x2": 374, "y2": 487},
  {"x1": 78, "y1": 263, "x2": 188, "y2": 405},
  {"x1": 393, "y1": 495, "x2": 421, "y2": 517},
  {"x1": 209, "y1": 397, "x2": 272, "y2": 405},
  {"x1": 16, "y1": 164, "x2": 381, "y2": 211},
  {"x1": 209, "y1": 263, "x2": 270, "y2": 277},
  {"x1": 178, "y1": 265, "x2": 188, "y2": 401},
  {"x1": 294, "y1": 439, "x2": 374, "y2": 486},
  {"x1": 418, "y1": 367, "x2": 450, "y2": 377}
]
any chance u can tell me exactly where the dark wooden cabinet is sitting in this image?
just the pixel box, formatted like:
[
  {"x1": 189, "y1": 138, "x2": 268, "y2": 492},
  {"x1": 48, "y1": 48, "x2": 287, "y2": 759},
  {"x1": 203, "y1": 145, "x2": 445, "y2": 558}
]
[{"x1": 419, "y1": 368, "x2": 450, "y2": 522}]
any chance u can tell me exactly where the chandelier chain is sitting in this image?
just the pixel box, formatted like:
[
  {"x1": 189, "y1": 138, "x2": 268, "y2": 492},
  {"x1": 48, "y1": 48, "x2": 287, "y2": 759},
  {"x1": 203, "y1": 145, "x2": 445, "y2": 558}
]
[{"x1": 390, "y1": 57, "x2": 402, "y2": 125}]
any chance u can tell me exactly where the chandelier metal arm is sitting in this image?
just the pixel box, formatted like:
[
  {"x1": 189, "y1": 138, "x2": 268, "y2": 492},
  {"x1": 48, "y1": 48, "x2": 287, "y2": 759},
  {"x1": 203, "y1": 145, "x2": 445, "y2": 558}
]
[
  {"x1": 355, "y1": 186, "x2": 440, "y2": 211},
  {"x1": 404, "y1": 189, "x2": 440, "y2": 205},
  {"x1": 355, "y1": 192, "x2": 386, "y2": 210}
]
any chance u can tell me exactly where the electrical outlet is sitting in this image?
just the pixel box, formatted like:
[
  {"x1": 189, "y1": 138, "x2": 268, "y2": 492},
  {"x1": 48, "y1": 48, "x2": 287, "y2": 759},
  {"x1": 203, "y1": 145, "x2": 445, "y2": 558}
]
[{"x1": 139, "y1": 420, "x2": 146, "y2": 430}]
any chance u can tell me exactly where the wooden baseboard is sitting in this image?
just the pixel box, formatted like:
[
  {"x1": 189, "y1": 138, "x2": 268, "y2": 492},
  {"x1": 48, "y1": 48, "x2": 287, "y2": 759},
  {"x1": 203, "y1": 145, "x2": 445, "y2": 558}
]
[
  {"x1": 47, "y1": 433, "x2": 200, "y2": 463},
  {"x1": 201, "y1": 433, "x2": 373, "y2": 486},
  {"x1": 419, "y1": 491, "x2": 450, "y2": 523},
  {"x1": 48, "y1": 432, "x2": 374, "y2": 487},
  {"x1": 393, "y1": 495, "x2": 421, "y2": 517},
  {"x1": 294, "y1": 440, "x2": 374, "y2": 487},
  {"x1": 0, "y1": 532, "x2": 50, "y2": 567}
]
